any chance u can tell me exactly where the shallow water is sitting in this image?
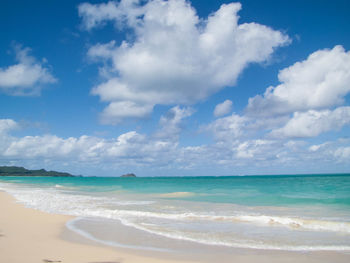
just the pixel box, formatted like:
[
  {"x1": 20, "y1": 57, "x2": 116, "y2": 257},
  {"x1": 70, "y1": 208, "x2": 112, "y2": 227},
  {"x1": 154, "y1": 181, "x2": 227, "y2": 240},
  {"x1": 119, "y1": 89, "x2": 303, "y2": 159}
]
[{"x1": 1, "y1": 174, "x2": 350, "y2": 252}]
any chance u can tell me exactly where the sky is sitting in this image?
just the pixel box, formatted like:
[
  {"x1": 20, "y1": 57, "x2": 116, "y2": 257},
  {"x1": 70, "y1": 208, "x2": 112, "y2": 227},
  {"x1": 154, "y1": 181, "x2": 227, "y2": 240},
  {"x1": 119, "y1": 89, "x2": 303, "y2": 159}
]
[{"x1": 0, "y1": 0, "x2": 350, "y2": 176}]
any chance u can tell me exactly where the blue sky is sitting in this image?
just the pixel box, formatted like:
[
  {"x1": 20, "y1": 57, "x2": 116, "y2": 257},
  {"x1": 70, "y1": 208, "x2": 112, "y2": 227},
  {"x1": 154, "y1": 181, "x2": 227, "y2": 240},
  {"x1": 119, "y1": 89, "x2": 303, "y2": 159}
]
[{"x1": 1, "y1": 0, "x2": 350, "y2": 176}]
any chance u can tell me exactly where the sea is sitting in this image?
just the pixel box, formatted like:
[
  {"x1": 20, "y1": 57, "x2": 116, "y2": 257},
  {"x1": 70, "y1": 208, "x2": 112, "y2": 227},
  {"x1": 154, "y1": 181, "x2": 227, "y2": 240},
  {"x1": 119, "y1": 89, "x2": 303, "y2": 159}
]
[{"x1": 1, "y1": 174, "x2": 350, "y2": 253}]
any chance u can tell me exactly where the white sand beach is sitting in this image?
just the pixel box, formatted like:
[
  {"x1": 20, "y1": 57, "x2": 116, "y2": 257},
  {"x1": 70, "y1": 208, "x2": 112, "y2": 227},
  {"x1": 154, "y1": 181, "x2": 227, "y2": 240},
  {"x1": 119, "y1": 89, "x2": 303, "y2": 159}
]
[{"x1": 1, "y1": 191, "x2": 350, "y2": 263}]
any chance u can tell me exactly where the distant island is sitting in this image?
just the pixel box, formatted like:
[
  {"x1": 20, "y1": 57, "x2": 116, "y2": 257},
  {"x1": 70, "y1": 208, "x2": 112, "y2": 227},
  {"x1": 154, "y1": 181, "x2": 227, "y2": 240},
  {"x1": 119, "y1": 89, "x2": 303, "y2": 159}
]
[
  {"x1": 0, "y1": 166, "x2": 74, "y2": 177},
  {"x1": 0, "y1": 166, "x2": 138, "y2": 178},
  {"x1": 120, "y1": 173, "x2": 136, "y2": 177}
]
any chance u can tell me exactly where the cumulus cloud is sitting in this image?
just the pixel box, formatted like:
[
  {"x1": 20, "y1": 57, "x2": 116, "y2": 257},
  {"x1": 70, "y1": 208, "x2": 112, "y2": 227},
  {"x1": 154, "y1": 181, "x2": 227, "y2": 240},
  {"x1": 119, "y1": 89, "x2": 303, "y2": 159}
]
[
  {"x1": 214, "y1": 100, "x2": 233, "y2": 117},
  {"x1": 247, "y1": 45, "x2": 350, "y2": 116},
  {"x1": 79, "y1": 0, "x2": 289, "y2": 124},
  {"x1": 1, "y1": 117, "x2": 350, "y2": 174},
  {"x1": 0, "y1": 45, "x2": 57, "y2": 96},
  {"x1": 0, "y1": 119, "x2": 19, "y2": 154},
  {"x1": 235, "y1": 139, "x2": 276, "y2": 159},
  {"x1": 205, "y1": 113, "x2": 247, "y2": 141},
  {"x1": 156, "y1": 106, "x2": 194, "y2": 139},
  {"x1": 306, "y1": 139, "x2": 350, "y2": 165},
  {"x1": 0, "y1": 114, "x2": 191, "y2": 169},
  {"x1": 99, "y1": 101, "x2": 154, "y2": 124},
  {"x1": 79, "y1": 1, "x2": 122, "y2": 30},
  {"x1": 333, "y1": 147, "x2": 350, "y2": 161},
  {"x1": 2, "y1": 129, "x2": 174, "y2": 166},
  {"x1": 200, "y1": 45, "x2": 350, "y2": 158},
  {"x1": 0, "y1": 119, "x2": 19, "y2": 134},
  {"x1": 270, "y1": 106, "x2": 350, "y2": 138}
]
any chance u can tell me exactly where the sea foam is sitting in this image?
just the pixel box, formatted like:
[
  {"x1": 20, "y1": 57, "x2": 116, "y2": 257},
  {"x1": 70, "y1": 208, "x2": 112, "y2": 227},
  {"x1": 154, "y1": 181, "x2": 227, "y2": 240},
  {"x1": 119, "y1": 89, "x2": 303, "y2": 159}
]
[{"x1": 1, "y1": 180, "x2": 350, "y2": 252}]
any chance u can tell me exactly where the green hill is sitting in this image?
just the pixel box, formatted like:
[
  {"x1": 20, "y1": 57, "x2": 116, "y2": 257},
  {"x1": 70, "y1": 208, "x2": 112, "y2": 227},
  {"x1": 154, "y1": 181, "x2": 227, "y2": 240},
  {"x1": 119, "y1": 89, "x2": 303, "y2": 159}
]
[{"x1": 0, "y1": 166, "x2": 74, "y2": 177}]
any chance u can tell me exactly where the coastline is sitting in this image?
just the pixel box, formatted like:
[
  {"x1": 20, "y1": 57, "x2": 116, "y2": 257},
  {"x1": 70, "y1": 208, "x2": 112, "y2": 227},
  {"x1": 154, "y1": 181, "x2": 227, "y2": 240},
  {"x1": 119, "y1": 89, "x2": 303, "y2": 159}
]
[
  {"x1": 1, "y1": 190, "x2": 350, "y2": 263},
  {"x1": 0, "y1": 191, "x2": 197, "y2": 263}
]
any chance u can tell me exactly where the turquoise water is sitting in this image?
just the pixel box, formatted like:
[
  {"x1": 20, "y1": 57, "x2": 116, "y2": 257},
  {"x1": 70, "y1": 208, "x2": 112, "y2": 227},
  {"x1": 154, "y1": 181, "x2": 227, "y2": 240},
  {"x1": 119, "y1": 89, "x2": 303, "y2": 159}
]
[
  {"x1": 1, "y1": 174, "x2": 350, "y2": 251},
  {"x1": 1, "y1": 174, "x2": 350, "y2": 206}
]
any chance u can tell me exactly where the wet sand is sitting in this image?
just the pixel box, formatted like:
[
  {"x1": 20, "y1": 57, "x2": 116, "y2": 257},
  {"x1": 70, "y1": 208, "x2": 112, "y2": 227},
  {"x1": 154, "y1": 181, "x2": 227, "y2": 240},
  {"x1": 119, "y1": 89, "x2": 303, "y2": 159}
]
[
  {"x1": 0, "y1": 191, "x2": 196, "y2": 263},
  {"x1": 1, "y1": 191, "x2": 349, "y2": 263}
]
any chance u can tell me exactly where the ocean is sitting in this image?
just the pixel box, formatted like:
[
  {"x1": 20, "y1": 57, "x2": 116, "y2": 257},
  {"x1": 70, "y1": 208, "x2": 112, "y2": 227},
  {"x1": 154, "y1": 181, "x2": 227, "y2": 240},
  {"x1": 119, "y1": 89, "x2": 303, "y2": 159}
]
[{"x1": 1, "y1": 174, "x2": 350, "y2": 252}]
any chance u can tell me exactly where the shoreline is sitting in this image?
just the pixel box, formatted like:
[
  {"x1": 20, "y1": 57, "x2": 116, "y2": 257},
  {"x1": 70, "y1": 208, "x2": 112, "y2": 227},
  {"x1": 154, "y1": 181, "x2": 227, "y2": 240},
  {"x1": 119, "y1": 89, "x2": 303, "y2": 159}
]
[
  {"x1": 0, "y1": 191, "x2": 197, "y2": 263},
  {"x1": 1, "y1": 190, "x2": 350, "y2": 263}
]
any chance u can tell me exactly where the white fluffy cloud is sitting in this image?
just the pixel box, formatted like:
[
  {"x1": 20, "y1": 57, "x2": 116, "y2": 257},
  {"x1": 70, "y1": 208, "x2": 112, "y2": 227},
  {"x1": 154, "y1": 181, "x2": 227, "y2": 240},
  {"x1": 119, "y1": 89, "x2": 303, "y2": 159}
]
[
  {"x1": 99, "y1": 101, "x2": 154, "y2": 124},
  {"x1": 214, "y1": 100, "x2": 233, "y2": 117},
  {"x1": 247, "y1": 45, "x2": 350, "y2": 116},
  {"x1": 307, "y1": 139, "x2": 350, "y2": 164},
  {"x1": 79, "y1": 0, "x2": 289, "y2": 124},
  {"x1": 79, "y1": 1, "x2": 124, "y2": 30},
  {"x1": 205, "y1": 113, "x2": 247, "y2": 141},
  {"x1": 270, "y1": 106, "x2": 350, "y2": 138},
  {"x1": 0, "y1": 45, "x2": 56, "y2": 96},
  {"x1": 156, "y1": 106, "x2": 194, "y2": 139},
  {"x1": 2, "y1": 128, "x2": 173, "y2": 166},
  {"x1": 0, "y1": 114, "x2": 189, "y2": 169},
  {"x1": 333, "y1": 147, "x2": 350, "y2": 161},
  {"x1": 1, "y1": 117, "x2": 350, "y2": 175},
  {"x1": 235, "y1": 139, "x2": 276, "y2": 159},
  {"x1": 0, "y1": 119, "x2": 19, "y2": 154},
  {"x1": 0, "y1": 119, "x2": 19, "y2": 134},
  {"x1": 223, "y1": 45, "x2": 350, "y2": 140}
]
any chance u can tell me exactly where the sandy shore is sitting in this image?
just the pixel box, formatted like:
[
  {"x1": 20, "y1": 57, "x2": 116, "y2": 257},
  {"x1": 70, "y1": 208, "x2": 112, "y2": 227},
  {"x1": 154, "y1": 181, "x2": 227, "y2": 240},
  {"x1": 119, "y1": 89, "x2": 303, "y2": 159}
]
[
  {"x1": 0, "y1": 191, "x2": 197, "y2": 263},
  {"x1": 1, "y1": 190, "x2": 350, "y2": 263}
]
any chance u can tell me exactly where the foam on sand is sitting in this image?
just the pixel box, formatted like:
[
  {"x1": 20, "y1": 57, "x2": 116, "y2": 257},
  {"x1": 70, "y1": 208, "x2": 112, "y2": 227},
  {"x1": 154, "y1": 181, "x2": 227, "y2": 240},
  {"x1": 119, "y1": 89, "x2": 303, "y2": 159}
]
[{"x1": 1, "y1": 180, "x2": 350, "y2": 252}]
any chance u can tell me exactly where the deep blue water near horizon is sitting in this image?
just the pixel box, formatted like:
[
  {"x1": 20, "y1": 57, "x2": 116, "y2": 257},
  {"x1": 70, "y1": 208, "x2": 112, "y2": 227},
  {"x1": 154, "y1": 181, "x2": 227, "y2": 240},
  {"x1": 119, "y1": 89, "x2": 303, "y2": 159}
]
[{"x1": 1, "y1": 174, "x2": 350, "y2": 251}]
